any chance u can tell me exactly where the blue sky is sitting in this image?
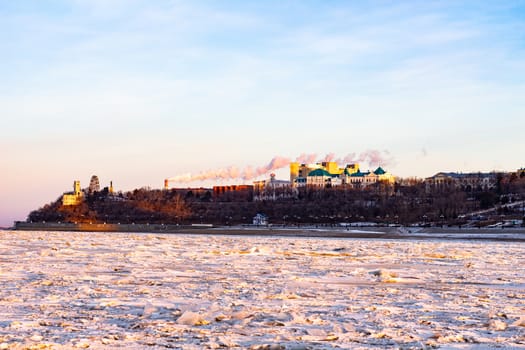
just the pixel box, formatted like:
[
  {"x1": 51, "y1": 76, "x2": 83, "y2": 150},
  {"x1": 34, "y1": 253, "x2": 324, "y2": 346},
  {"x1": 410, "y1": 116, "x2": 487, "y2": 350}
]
[{"x1": 1, "y1": 1, "x2": 524, "y2": 226}]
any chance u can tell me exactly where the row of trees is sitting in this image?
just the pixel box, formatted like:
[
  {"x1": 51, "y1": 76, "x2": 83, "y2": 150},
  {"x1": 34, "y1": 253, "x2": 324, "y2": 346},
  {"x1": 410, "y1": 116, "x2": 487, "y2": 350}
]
[{"x1": 28, "y1": 172, "x2": 525, "y2": 226}]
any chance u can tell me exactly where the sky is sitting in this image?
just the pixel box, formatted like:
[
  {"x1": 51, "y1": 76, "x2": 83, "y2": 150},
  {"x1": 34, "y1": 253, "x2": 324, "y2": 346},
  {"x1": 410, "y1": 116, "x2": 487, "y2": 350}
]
[{"x1": 1, "y1": 0, "x2": 524, "y2": 227}]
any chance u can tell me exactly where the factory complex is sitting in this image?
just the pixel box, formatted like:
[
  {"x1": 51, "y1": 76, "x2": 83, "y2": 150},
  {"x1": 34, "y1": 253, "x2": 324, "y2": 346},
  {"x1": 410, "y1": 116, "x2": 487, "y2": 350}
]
[
  {"x1": 61, "y1": 162, "x2": 525, "y2": 206},
  {"x1": 63, "y1": 162, "x2": 395, "y2": 206},
  {"x1": 163, "y1": 161, "x2": 395, "y2": 191}
]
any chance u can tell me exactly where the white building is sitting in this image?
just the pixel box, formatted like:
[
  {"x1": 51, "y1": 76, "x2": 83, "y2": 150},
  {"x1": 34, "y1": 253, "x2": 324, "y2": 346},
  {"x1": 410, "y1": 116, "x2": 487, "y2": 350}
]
[
  {"x1": 253, "y1": 174, "x2": 295, "y2": 200},
  {"x1": 253, "y1": 213, "x2": 268, "y2": 225}
]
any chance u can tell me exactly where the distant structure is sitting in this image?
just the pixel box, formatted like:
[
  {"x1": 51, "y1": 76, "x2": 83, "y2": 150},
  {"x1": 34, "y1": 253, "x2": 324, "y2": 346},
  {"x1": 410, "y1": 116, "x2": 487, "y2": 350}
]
[
  {"x1": 88, "y1": 175, "x2": 100, "y2": 194},
  {"x1": 62, "y1": 180, "x2": 83, "y2": 206},
  {"x1": 250, "y1": 162, "x2": 394, "y2": 201},
  {"x1": 253, "y1": 174, "x2": 295, "y2": 201},
  {"x1": 425, "y1": 172, "x2": 498, "y2": 192},
  {"x1": 253, "y1": 213, "x2": 268, "y2": 225},
  {"x1": 62, "y1": 175, "x2": 115, "y2": 206},
  {"x1": 213, "y1": 185, "x2": 253, "y2": 201},
  {"x1": 290, "y1": 161, "x2": 394, "y2": 188},
  {"x1": 163, "y1": 160, "x2": 396, "y2": 201}
]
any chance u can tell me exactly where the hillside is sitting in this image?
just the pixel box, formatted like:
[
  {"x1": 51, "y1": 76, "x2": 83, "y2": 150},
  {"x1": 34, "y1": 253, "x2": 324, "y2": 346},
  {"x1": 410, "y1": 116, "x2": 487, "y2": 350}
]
[{"x1": 25, "y1": 176, "x2": 525, "y2": 227}]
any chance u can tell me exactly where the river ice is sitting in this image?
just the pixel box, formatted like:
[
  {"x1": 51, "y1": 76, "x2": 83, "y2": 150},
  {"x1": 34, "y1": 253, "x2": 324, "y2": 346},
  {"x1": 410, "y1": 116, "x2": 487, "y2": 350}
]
[{"x1": 0, "y1": 230, "x2": 524, "y2": 349}]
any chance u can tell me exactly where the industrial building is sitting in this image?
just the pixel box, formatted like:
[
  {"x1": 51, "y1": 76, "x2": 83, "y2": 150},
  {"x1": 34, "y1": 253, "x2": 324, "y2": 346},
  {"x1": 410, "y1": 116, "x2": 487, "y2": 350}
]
[{"x1": 213, "y1": 185, "x2": 253, "y2": 202}]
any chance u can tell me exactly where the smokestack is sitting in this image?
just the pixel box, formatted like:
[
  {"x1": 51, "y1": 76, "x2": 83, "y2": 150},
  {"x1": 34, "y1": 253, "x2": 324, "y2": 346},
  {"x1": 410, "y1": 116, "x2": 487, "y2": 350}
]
[{"x1": 164, "y1": 179, "x2": 169, "y2": 190}]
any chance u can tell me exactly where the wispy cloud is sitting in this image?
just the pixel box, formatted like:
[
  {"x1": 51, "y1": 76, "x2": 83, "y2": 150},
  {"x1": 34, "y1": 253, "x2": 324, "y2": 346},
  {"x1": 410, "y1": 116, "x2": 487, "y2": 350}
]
[{"x1": 1, "y1": 1, "x2": 524, "y2": 165}]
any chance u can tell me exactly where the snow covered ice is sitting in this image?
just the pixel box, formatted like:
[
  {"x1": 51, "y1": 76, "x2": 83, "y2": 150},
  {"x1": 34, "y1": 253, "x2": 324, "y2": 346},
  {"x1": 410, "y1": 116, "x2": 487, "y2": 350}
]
[{"x1": 0, "y1": 230, "x2": 524, "y2": 349}]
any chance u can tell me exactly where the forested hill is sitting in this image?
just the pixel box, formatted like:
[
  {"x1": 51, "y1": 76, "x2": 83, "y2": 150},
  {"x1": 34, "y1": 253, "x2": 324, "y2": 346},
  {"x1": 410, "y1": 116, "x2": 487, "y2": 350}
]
[{"x1": 26, "y1": 176, "x2": 525, "y2": 227}]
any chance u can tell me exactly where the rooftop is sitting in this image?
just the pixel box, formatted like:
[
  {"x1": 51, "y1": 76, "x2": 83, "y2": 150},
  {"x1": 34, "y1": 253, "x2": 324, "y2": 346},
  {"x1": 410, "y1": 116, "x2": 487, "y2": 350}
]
[
  {"x1": 350, "y1": 170, "x2": 371, "y2": 177},
  {"x1": 307, "y1": 168, "x2": 336, "y2": 177},
  {"x1": 374, "y1": 167, "x2": 386, "y2": 175}
]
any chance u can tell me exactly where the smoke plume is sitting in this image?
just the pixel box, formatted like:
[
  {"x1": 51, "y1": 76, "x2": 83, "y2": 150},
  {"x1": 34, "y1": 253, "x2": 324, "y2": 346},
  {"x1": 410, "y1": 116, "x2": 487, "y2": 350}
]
[
  {"x1": 167, "y1": 151, "x2": 394, "y2": 184},
  {"x1": 358, "y1": 149, "x2": 394, "y2": 167},
  {"x1": 295, "y1": 153, "x2": 317, "y2": 164},
  {"x1": 167, "y1": 156, "x2": 293, "y2": 183},
  {"x1": 337, "y1": 150, "x2": 393, "y2": 167},
  {"x1": 321, "y1": 153, "x2": 337, "y2": 162}
]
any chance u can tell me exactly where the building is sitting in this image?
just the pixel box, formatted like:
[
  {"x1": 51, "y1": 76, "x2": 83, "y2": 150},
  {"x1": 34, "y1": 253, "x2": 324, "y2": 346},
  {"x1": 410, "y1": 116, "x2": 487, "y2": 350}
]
[
  {"x1": 346, "y1": 167, "x2": 395, "y2": 188},
  {"x1": 62, "y1": 180, "x2": 83, "y2": 206},
  {"x1": 425, "y1": 172, "x2": 497, "y2": 192},
  {"x1": 253, "y1": 213, "x2": 268, "y2": 225},
  {"x1": 290, "y1": 161, "x2": 346, "y2": 183},
  {"x1": 62, "y1": 176, "x2": 116, "y2": 205},
  {"x1": 305, "y1": 168, "x2": 342, "y2": 187},
  {"x1": 213, "y1": 185, "x2": 253, "y2": 202},
  {"x1": 253, "y1": 174, "x2": 295, "y2": 200},
  {"x1": 290, "y1": 162, "x2": 394, "y2": 189},
  {"x1": 88, "y1": 175, "x2": 100, "y2": 194}
]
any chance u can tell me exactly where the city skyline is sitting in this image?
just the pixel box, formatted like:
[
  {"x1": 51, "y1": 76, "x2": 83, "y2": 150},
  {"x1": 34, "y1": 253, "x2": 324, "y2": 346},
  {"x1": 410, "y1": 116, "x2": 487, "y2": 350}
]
[{"x1": 1, "y1": 1, "x2": 524, "y2": 227}]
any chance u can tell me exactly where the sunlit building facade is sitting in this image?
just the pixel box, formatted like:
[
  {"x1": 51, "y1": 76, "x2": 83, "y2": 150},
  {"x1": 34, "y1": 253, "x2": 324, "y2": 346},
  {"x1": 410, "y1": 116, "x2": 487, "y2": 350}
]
[
  {"x1": 62, "y1": 181, "x2": 83, "y2": 206},
  {"x1": 290, "y1": 162, "x2": 394, "y2": 189}
]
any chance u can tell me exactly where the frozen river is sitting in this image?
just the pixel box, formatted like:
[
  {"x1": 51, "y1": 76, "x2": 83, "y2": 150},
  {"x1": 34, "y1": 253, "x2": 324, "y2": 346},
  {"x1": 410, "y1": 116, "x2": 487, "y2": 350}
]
[{"x1": 0, "y1": 230, "x2": 524, "y2": 349}]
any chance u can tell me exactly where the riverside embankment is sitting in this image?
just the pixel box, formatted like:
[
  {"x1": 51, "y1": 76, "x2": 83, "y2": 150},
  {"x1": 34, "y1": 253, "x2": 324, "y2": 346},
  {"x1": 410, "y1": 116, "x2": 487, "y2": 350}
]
[
  {"x1": 11, "y1": 221, "x2": 525, "y2": 241},
  {"x1": 14, "y1": 221, "x2": 212, "y2": 233}
]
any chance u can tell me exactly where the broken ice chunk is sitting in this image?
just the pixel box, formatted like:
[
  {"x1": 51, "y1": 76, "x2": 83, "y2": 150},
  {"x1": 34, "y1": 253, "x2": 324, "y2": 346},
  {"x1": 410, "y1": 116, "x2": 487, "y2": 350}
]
[{"x1": 176, "y1": 311, "x2": 209, "y2": 326}]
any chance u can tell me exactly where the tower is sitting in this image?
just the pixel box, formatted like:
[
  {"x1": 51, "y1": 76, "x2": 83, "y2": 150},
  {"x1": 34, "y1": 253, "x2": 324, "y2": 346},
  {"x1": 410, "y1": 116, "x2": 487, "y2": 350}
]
[
  {"x1": 74, "y1": 181, "x2": 81, "y2": 196},
  {"x1": 88, "y1": 175, "x2": 100, "y2": 194},
  {"x1": 62, "y1": 180, "x2": 83, "y2": 206}
]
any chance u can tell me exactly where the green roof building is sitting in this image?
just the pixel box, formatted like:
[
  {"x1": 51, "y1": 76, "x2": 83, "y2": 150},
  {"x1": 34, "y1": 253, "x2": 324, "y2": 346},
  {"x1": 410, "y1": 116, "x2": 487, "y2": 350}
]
[
  {"x1": 307, "y1": 168, "x2": 336, "y2": 177},
  {"x1": 374, "y1": 167, "x2": 386, "y2": 175}
]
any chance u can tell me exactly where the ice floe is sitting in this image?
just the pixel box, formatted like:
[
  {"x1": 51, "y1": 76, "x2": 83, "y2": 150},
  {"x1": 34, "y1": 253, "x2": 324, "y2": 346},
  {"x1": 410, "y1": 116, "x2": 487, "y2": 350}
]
[{"x1": 0, "y1": 230, "x2": 524, "y2": 349}]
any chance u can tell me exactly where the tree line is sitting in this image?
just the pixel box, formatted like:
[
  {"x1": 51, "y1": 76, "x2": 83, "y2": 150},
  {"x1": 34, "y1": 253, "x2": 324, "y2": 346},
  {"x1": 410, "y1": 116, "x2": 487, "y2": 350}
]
[{"x1": 28, "y1": 173, "x2": 525, "y2": 226}]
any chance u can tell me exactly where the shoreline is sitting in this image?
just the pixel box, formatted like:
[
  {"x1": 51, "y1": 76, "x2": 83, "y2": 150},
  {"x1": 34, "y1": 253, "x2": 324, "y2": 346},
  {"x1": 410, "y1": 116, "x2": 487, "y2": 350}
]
[{"x1": 9, "y1": 222, "x2": 525, "y2": 242}]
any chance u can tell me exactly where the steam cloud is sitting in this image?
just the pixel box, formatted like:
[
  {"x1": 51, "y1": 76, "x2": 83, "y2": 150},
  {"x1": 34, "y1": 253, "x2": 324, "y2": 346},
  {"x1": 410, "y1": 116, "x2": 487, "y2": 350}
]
[{"x1": 167, "y1": 150, "x2": 393, "y2": 184}]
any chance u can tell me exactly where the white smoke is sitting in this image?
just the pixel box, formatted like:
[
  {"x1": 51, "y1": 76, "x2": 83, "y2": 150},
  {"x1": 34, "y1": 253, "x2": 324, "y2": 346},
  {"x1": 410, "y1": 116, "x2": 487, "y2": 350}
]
[
  {"x1": 168, "y1": 156, "x2": 293, "y2": 183},
  {"x1": 167, "y1": 150, "x2": 394, "y2": 184}
]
